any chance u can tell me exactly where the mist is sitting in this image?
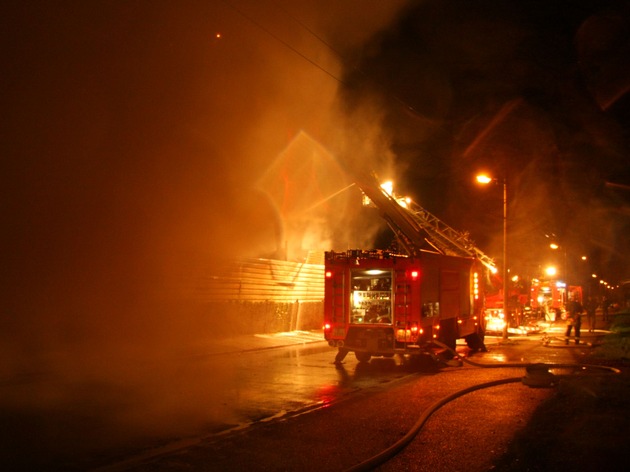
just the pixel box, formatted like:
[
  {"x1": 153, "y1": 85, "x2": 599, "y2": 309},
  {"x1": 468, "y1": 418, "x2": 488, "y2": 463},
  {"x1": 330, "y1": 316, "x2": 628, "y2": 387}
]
[{"x1": 0, "y1": 0, "x2": 412, "y2": 465}]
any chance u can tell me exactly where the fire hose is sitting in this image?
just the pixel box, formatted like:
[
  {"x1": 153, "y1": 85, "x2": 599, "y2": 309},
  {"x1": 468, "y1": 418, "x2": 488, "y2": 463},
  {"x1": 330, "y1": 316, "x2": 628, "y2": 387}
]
[{"x1": 344, "y1": 340, "x2": 620, "y2": 472}]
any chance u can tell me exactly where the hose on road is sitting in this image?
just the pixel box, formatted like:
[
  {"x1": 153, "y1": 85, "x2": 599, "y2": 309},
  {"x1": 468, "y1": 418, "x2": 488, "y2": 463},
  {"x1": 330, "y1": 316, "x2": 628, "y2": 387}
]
[
  {"x1": 345, "y1": 339, "x2": 620, "y2": 472},
  {"x1": 345, "y1": 376, "x2": 523, "y2": 472}
]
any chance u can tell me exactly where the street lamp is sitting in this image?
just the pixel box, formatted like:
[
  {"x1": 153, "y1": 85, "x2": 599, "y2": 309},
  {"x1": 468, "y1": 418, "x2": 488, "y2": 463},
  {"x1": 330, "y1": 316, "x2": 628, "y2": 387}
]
[
  {"x1": 545, "y1": 266, "x2": 557, "y2": 277},
  {"x1": 476, "y1": 173, "x2": 508, "y2": 341}
]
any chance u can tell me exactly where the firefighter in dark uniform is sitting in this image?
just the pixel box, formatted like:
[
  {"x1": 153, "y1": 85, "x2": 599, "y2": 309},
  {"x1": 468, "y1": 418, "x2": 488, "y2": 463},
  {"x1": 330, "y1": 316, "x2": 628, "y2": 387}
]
[{"x1": 565, "y1": 298, "x2": 584, "y2": 345}]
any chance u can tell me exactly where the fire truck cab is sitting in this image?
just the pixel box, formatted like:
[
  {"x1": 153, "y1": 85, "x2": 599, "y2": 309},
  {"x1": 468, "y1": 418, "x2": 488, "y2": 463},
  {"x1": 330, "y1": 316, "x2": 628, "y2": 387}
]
[{"x1": 324, "y1": 249, "x2": 486, "y2": 362}]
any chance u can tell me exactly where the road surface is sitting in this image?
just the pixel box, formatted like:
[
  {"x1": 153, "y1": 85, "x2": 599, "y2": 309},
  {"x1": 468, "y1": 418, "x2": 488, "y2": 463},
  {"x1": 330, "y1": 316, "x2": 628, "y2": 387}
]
[{"x1": 1, "y1": 326, "x2": 597, "y2": 470}]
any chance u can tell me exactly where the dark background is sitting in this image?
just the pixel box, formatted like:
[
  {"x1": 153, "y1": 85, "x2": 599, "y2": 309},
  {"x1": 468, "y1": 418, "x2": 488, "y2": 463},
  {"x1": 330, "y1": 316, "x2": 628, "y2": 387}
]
[{"x1": 339, "y1": 0, "x2": 630, "y2": 288}]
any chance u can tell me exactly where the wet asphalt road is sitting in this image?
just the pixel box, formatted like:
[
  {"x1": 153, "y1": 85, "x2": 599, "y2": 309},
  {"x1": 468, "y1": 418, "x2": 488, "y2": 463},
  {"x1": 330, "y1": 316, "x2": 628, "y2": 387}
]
[
  {"x1": 2, "y1": 331, "x2": 401, "y2": 471},
  {"x1": 2, "y1": 326, "x2": 597, "y2": 471},
  {"x1": 103, "y1": 327, "x2": 596, "y2": 472}
]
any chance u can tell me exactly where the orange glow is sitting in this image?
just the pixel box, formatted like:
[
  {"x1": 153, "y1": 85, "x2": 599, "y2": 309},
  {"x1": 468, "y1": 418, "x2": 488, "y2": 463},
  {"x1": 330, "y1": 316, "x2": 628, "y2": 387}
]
[{"x1": 380, "y1": 181, "x2": 394, "y2": 195}]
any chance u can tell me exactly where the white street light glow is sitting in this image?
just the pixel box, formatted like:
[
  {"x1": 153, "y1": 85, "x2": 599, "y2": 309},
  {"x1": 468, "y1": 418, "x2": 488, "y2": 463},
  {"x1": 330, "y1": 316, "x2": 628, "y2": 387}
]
[{"x1": 476, "y1": 174, "x2": 493, "y2": 184}]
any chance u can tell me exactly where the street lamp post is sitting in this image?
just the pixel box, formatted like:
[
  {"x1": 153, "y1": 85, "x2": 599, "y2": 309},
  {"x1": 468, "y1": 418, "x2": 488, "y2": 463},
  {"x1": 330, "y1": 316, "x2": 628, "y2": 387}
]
[
  {"x1": 502, "y1": 177, "x2": 507, "y2": 341},
  {"x1": 476, "y1": 174, "x2": 509, "y2": 341}
]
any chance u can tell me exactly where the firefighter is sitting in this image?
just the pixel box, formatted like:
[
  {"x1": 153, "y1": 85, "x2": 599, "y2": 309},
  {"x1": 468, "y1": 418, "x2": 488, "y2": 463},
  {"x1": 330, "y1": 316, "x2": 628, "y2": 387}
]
[{"x1": 565, "y1": 298, "x2": 584, "y2": 344}]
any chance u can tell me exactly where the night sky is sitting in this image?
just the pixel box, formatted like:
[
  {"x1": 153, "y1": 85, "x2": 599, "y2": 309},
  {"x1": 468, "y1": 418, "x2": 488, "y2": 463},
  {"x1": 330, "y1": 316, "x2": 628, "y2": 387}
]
[
  {"x1": 339, "y1": 0, "x2": 630, "y2": 287},
  {"x1": 1, "y1": 1, "x2": 629, "y2": 366}
]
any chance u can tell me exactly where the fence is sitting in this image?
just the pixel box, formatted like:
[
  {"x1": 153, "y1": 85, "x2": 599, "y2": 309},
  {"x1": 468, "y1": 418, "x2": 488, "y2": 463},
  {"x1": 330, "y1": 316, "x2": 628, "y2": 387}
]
[
  {"x1": 184, "y1": 257, "x2": 325, "y2": 336},
  {"x1": 192, "y1": 258, "x2": 324, "y2": 303}
]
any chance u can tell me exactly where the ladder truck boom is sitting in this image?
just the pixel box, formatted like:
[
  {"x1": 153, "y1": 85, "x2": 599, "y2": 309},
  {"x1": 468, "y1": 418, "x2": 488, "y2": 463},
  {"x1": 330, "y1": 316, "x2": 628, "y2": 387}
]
[{"x1": 356, "y1": 172, "x2": 496, "y2": 273}]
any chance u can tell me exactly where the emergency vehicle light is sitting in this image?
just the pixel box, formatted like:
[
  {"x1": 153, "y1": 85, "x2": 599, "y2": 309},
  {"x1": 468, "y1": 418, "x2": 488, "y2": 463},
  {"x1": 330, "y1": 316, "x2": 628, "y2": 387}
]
[
  {"x1": 324, "y1": 323, "x2": 331, "y2": 330},
  {"x1": 325, "y1": 271, "x2": 333, "y2": 278},
  {"x1": 410, "y1": 270, "x2": 419, "y2": 280}
]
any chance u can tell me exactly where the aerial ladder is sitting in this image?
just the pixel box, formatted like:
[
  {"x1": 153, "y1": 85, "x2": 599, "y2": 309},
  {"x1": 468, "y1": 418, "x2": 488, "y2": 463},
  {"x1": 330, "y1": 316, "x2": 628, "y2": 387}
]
[{"x1": 355, "y1": 172, "x2": 497, "y2": 273}]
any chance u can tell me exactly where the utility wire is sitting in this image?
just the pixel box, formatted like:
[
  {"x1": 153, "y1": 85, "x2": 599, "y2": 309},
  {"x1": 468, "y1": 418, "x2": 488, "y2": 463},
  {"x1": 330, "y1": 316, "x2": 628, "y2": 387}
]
[
  {"x1": 223, "y1": 0, "x2": 421, "y2": 116},
  {"x1": 221, "y1": 0, "x2": 349, "y2": 86}
]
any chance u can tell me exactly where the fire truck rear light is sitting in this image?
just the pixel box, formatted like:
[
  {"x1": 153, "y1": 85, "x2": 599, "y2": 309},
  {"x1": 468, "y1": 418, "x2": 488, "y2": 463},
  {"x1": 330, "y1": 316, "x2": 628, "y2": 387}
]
[
  {"x1": 325, "y1": 271, "x2": 333, "y2": 278},
  {"x1": 411, "y1": 270, "x2": 419, "y2": 280},
  {"x1": 324, "y1": 323, "x2": 331, "y2": 330}
]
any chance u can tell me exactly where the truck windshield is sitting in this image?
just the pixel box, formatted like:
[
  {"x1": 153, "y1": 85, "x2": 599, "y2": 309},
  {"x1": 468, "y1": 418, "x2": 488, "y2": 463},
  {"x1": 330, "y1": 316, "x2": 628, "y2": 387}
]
[{"x1": 350, "y1": 269, "x2": 392, "y2": 324}]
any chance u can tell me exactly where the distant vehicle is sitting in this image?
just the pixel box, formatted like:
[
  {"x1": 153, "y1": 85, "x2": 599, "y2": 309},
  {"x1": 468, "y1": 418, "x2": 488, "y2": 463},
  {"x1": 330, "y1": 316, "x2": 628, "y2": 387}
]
[{"x1": 530, "y1": 278, "x2": 583, "y2": 321}]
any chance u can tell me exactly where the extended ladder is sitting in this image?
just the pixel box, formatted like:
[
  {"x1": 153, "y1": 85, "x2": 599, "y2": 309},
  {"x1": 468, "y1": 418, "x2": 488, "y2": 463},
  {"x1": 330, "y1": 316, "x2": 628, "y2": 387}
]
[{"x1": 356, "y1": 172, "x2": 497, "y2": 273}]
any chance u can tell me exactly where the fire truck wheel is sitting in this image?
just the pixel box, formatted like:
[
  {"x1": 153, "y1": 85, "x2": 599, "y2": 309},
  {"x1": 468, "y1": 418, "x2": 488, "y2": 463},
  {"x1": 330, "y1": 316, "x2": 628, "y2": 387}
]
[{"x1": 355, "y1": 351, "x2": 372, "y2": 363}]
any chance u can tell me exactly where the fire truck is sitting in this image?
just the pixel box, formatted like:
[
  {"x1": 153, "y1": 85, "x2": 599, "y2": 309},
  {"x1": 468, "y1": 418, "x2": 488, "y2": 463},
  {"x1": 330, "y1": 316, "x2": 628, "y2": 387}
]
[
  {"x1": 324, "y1": 173, "x2": 497, "y2": 362},
  {"x1": 530, "y1": 278, "x2": 583, "y2": 321}
]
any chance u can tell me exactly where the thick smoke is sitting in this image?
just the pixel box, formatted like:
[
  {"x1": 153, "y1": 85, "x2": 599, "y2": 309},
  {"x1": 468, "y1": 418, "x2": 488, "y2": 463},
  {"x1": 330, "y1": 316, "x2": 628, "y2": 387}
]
[
  {"x1": 0, "y1": 0, "x2": 410, "y2": 465},
  {"x1": 337, "y1": 0, "x2": 630, "y2": 283}
]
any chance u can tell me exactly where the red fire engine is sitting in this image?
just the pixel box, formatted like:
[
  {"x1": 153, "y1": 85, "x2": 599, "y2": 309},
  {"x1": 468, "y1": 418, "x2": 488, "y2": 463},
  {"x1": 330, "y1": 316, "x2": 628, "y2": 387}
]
[
  {"x1": 323, "y1": 173, "x2": 496, "y2": 362},
  {"x1": 530, "y1": 278, "x2": 583, "y2": 321}
]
